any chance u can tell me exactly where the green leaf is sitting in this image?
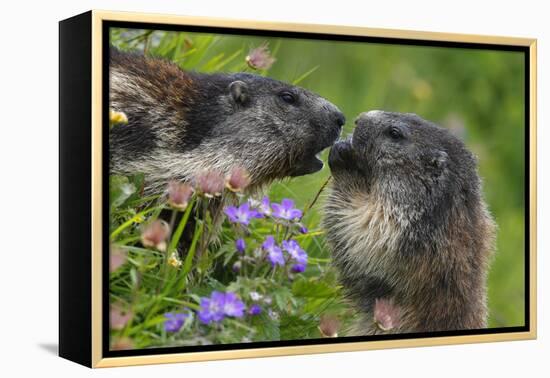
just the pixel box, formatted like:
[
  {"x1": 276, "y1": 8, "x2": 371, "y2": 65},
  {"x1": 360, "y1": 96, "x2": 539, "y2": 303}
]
[
  {"x1": 180, "y1": 219, "x2": 204, "y2": 285},
  {"x1": 110, "y1": 175, "x2": 136, "y2": 209},
  {"x1": 292, "y1": 65, "x2": 320, "y2": 86},
  {"x1": 280, "y1": 314, "x2": 317, "y2": 339},
  {"x1": 167, "y1": 197, "x2": 196, "y2": 253},
  {"x1": 292, "y1": 277, "x2": 337, "y2": 298}
]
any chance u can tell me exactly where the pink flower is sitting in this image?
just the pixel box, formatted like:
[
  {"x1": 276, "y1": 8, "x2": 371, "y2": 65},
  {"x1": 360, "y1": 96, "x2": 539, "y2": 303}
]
[
  {"x1": 194, "y1": 170, "x2": 225, "y2": 198},
  {"x1": 167, "y1": 180, "x2": 194, "y2": 210},
  {"x1": 109, "y1": 245, "x2": 127, "y2": 272},
  {"x1": 246, "y1": 43, "x2": 276, "y2": 70},
  {"x1": 110, "y1": 303, "x2": 132, "y2": 331},
  {"x1": 141, "y1": 220, "x2": 170, "y2": 251},
  {"x1": 319, "y1": 315, "x2": 340, "y2": 337},
  {"x1": 373, "y1": 298, "x2": 401, "y2": 331},
  {"x1": 225, "y1": 167, "x2": 251, "y2": 193},
  {"x1": 111, "y1": 337, "x2": 134, "y2": 351}
]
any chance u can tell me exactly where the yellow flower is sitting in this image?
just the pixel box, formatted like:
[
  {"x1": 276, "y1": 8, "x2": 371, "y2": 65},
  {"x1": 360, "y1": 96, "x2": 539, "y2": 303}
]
[
  {"x1": 168, "y1": 252, "x2": 182, "y2": 268},
  {"x1": 109, "y1": 109, "x2": 128, "y2": 128}
]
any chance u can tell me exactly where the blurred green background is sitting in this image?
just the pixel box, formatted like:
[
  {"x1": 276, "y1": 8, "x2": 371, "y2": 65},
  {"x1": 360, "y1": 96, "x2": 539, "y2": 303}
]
[{"x1": 112, "y1": 28, "x2": 525, "y2": 328}]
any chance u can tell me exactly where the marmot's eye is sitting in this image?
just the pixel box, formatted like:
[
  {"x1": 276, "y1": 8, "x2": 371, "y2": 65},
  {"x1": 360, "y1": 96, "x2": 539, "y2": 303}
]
[
  {"x1": 279, "y1": 91, "x2": 296, "y2": 104},
  {"x1": 389, "y1": 127, "x2": 403, "y2": 140}
]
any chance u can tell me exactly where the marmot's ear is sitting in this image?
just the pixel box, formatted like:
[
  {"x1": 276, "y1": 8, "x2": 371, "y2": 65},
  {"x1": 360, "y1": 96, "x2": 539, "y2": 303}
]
[{"x1": 229, "y1": 80, "x2": 249, "y2": 104}]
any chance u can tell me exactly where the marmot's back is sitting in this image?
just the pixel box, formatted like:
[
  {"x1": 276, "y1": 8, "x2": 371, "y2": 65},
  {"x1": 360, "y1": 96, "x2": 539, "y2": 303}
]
[{"x1": 324, "y1": 110, "x2": 496, "y2": 334}]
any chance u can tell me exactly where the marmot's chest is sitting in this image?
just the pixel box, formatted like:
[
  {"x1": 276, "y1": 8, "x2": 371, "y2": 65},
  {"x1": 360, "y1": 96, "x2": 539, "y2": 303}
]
[{"x1": 328, "y1": 192, "x2": 404, "y2": 279}]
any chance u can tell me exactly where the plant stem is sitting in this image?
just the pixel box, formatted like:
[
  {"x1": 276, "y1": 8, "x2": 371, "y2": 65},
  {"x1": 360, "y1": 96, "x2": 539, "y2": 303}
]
[
  {"x1": 110, "y1": 206, "x2": 159, "y2": 241},
  {"x1": 302, "y1": 175, "x2": 332, "y2": 219},
  {"x1": 181, "y1": 220, "x2": 204, "y2": 289}
]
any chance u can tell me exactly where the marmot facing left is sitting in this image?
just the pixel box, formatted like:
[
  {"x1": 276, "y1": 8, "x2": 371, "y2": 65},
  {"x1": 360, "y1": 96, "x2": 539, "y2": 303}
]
[
  {"x1": 324, "y1": 111, "x2": 496, "y2": 334},
  {"x1": 109, "y1": 49, "x2": 345, "y2": 194}
]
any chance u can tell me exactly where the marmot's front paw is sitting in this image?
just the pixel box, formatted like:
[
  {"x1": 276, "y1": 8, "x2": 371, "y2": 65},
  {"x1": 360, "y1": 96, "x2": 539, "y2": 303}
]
[{"x1": 328, "y1": 139, "x2": 357, "y2": 173}]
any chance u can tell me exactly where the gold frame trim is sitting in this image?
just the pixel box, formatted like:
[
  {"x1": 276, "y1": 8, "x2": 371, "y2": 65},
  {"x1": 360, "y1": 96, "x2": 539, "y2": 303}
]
[{"x1": 90, "y1": 9, "x2": 537, "y2": 368}]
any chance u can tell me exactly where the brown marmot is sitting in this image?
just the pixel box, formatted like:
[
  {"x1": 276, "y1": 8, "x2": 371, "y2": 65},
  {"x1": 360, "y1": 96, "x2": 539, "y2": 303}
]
[
  {"x1": 109, "y1": 48, "x2": 345, "y2": 193},
  {"x1": 324, "y1": 110, "x2": 496, "y2": 335}
]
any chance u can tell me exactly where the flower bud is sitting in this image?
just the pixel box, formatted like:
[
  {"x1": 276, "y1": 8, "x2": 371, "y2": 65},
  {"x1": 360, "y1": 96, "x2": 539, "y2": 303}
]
[
  {"x1": 141, "y1": 220, "x2": 170, "y2": 252},
  {"x1": 245, "y1": 43, "x2": 276, "y2": 70},
  {"x1": 225, "y1": 167, "x2": 251, "y2": 193},
  {"x1": 109, "y1": 245, "x2": 127, "y2": 272},
  {"x1": 248, "y1": 304, "x2": 262, "y2": 316},
  {"x1": 194, "y1": 170, "x2": 225, "y2": 198},
  {"x1": 111, "y1": 337, "x2": 134, "y2": 351},
  {"x1": 235, "y1": 238, "x2": 246, "y2": 253},
  {"x1": 373, "y1": 298, "x2": 401, "y2": 331},
  {"x1": 319, "y1": 315, "x2": 340, "y2": 338},
  {"x1": 167, "y1": 180, "x2": 193, "y2": 211},
  {"x1": 110, "y1": 303, "x2": 132, "y2": 331}
]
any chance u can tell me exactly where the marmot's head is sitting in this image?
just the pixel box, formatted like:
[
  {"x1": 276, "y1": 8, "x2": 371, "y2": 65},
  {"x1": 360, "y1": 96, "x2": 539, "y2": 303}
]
[
  {"x1": 183, "y1": 72, "x2": 345, "y2": 183},
  {"x1": 325, "y1": 110, "x2": 494, "y2": 285},
  {"x1": 109, "y1": 48, "x2": 345, "y2": 192},
  {"x1": 328, "y1": 110, "x2": 479, "y2": 225}
]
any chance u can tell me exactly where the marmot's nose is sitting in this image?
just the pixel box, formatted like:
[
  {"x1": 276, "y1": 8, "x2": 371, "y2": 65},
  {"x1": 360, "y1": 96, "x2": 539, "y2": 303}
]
[{"x1": 335, "y1": 112, "x2": 346, "y2": 128}]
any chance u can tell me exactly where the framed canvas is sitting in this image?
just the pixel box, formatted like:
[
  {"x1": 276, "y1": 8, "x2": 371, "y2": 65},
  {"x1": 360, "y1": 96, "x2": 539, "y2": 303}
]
[{"x1": 59, "y1": 10, "x2": 537, "y2": 368}]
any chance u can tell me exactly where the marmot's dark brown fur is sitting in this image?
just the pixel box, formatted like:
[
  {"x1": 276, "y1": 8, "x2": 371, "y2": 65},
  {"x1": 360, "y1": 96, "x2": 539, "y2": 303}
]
[
  {"x1": 324, "y1": 110, "x2": 496, "y2": 335},
  {"x1": 109, "y1": 48, "x2": 345, "y2": 194}
]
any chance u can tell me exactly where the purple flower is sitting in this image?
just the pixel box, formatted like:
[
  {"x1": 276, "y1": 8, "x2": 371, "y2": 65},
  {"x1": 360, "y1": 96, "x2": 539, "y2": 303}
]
[
  {"x1": 198, "y1": 291, "x2": 226, "y2": 324},
  {"x1": 263, "y1": 236, "x2": 284, "y2": 266},
  {"x1": 282, "y1": 240, "x2": 308, "y2": 264},
  {"x1": 283, "y1": 239, "x2": 308, "y2": 273},
  {"x1": 197, "y1": 291, "x2": 246, "y2": 324},
  {"x1": 291, "y1": 263, "x2": 306, "y2": 273},
  {"x1": 298, "y1": 225, "x2": 308, "y2": 234},
  {"x1": 248, "y1": 196, "x2": 271, "y2": 216},
  {"x1": 259, "y1": 196, "x2": 271, "y2": 215},
  {"x1": 271, "y1": 199, "x2": 302, "y2": 221},
  {"x1": 164, "y1": 312, "x2": 189, "y2": 333},
  {"x1": 223, "y1": 292, "x2": 245, "y2": 318},
  {"x1": 225, "y1": 203, "x2": 261, "y2": 225},
  {"x1": 248, "y1": 304, "x2": 262, "y2": 316},
  {"x1": 235, "y1": 238, "x2": 246, "y2": 253}
]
